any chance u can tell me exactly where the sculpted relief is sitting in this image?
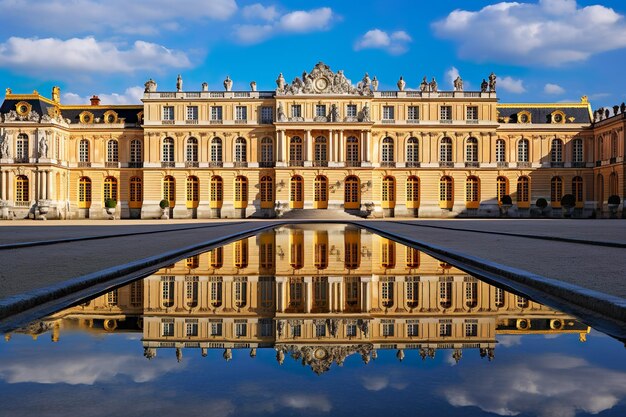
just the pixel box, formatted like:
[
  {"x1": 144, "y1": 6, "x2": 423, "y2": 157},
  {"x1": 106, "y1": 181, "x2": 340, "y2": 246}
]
[{"x1": 276, "y1": 62, "x2": 374, "y2": 96}]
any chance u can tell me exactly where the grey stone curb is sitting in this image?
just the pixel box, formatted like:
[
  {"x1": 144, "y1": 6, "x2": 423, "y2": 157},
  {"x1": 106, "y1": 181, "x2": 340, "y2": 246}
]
[{"x1": 0, "y1": 222, "x2": 276, "y2": 323}]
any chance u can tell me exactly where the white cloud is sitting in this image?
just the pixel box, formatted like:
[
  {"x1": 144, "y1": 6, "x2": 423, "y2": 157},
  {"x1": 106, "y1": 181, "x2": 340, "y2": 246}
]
[
  {"x1": 497, "y1": 335, "x2": 522, "y2": 347},
  {"x1": 280, "y1": 394, "x2": 332, "y2": 412},
  {"x1": 354, "y1": 29, "x2": 412, "y2": 55},
  {"x1": 446, "y1": 66, "x2": 460, "y2": 88},
  {"x1": 433, "y1": 0, "x2": 626, "y2": 66},
  {"x1": 544, "y1": 83, "x2": 566, "y2": 94},
  {"x1": 242, "y1": 4, "x2": 279, "y2": 21},
  {"x1": 0, "y1": 0, "x2": 237, "y2": 36},
  {"x1": 361, "y1": 374, "x2": 409, "y2": 392},
  {"x1": 441, "y1": 354, "x2": 626, "y2": 417},
  {"x1": 62, "y1": 86, "x2": 144, "y2": 105},
  {"x1": 0, "y1": 37, "x2": 191, "y2": 77},
  {"x1": 234, "y1": 7, "x2": 335, "y2": 44},
  {"x1": 499, "y1": 76, "x2": 526, "y2": 93}
]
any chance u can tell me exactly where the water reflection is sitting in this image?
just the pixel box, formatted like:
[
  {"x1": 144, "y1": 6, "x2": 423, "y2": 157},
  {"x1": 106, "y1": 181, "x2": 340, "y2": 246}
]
[{"x1": 7, "y1": 225, "x2": 590, "y2": 374}]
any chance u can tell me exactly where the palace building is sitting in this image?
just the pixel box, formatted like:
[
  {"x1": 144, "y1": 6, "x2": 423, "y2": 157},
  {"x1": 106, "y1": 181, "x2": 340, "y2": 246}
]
[{"x1": 0, "y1": 62, "x2": 623, "y2": 219}]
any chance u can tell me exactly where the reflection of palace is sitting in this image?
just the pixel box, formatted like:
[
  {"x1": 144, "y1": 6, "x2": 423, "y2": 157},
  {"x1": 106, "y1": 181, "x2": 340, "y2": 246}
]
[
  {"x1": 0, "y1": 62, "x2": 623, "y2": 219},
  {"x1": 10, "y1": 226, "x2": 589, "y2": 373}
]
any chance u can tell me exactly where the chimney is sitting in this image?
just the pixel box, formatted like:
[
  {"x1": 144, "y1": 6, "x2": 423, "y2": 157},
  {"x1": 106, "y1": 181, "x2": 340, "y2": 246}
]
[{"x1": 90, "y1": 95, "x2": 101, "y2": 106}]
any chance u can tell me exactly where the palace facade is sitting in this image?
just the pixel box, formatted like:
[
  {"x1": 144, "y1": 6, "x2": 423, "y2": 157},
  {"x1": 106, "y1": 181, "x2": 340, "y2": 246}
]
[{"x1": 0, "y1": 62, "x2": 624, "y2": 219}]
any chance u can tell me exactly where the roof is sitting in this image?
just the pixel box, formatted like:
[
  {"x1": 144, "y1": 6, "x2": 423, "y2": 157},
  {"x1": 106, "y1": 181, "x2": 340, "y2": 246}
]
[{"x1": 497, "y1": 102, "x2": 592, "y2": 124}]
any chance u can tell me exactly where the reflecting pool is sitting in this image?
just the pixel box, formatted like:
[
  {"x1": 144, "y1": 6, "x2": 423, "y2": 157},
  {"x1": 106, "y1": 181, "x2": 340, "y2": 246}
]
[{"x1": 2, "y1": 224, "x2": 625, "y2": 417}]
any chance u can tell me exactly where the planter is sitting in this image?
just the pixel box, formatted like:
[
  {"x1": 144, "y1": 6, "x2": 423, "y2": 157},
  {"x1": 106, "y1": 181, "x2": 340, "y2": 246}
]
[
  {"x1": 161, "y1": 208, "x2": 169, "y2": 219},
  {"x1": 105, "y1": 207, "x2": 116, "y2": 220},
  {"x1": 37, "y1": 200, "x2": 51, "y2": 220},
  {"x1": 608, "y1": 204, "x2": 619, "y2": 219}
]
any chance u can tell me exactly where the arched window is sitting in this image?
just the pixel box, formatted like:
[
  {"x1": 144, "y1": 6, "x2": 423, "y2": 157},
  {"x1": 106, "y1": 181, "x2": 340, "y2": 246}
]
[
  {"x1": 381, "y1": 239, "x2": 396, "y2": 268},
  {"x1": 16, "y1": 134, "x2": 29, "y2": 161},
  {"x1": 344, "y1": 228, "x2": 360, "y2": 270},
  {"x1": 210, "y1": 137, "x2": 223, "y2": 165},
  {"x1": 163, "y1": 175, "x2": 175, "y2": 207},
  {"x1": 572, "y1": 138, "x2": 583, "y2": 163},
  {"x1": 406, "y1": 276, "x2": 419, "y2": 309},
  {"x1": 78, "y1": 177, "x2": 91, "y2": 208},
  {"x1": 439, "y1": 176, "x2": 453, "y2": 209},
  {"x1": 210, "y1": 176, "x2": 223, "y2": 208},
  {"x1": 346, "y1": 136, "x2": 360, "y2": 166},
  {"x1": 382, "y1": 176, "x2": 396, "y2": 208},
  {"x1": 598, "y1": 136, "x2": 604, "y2": 160},
  {"x1": 290, "y1": 175, "x2": 303, "y2": 209},
  {"x1": 186, "y1": 137, "x2": 198, "y2": 163},
  {"x1": 551, "y1": 176, "x2": 563, "y2": 207},
  {"x1": 312, "y1": 277, "x2": 328, "y2": 311},
  {"x1": 465, "y1": 280, "x2": 478, "y2": 308},
  {"x1": 496, "y1": 139, "x2": 506, "y2": 163},
  {"x1": 288, "y1": 278, "x2": 303, "y2": 310},
  {"x1": 234, "y1": 277, "x2": 247, "y2": 308},
  {"x1": 439, "y1": 280, "x2": 452, "y2": 309},
  {"x1": 406, "y1": 247, "x2": 420, "y2": 268},
  {"x1": 611, "y1": 132, "x2": 618, "y2": 158},
  {"x1": 344, "y1": 175, "x2": 360, "y2": 209},
  {"x1": 314, "y1": 175, "x2": 328, "y2": 209},
  {"x1": 572, "y1": 176, "x2": 583, "y2": 207},
  {"x1": 129, "y1": 177, "x2": 142, "y2": 208},
  {"x1": 551, "y1": 139, "x2": 563, "y2": 163},
  {"x1": 494, "y1": 287, "x2": 505, "y2": 308},
  {"x1": 314, "y1": 136, "x2": 327, "y2": 166},
  {"x1": 15, "y1": 175, "x2": 29, "y2": 205},
  {"x1": 209, "y1": 277, "x2": 223, "y2": 308},
  {"x1": 161, "y1": 277, "x2": 175, "y2": 308},
  {"x1": 210, "y1": 247, "x2": 223, "y2": 269},
  {"x1": 497, "y1": 176, "x2": 509, "y2": 204},
  {"x1": 517, "y1": 176, "x2": 530, "y2": 208},
  {"x1": 106, "y1": 140, "x2": 118, "y2": 162},
  {"x1": 597, "y1": 174, "x2": 604, "y2": 205},
  {"x1": 314, "y1": 231, "x2": 328, "y2": 270},
  {"x1": 162, "y1": 137, "x2": 174, "y2": 162},
  {"x1": 381, "y1": 137, "x2": 394, "y2": 166},
  {"x1": 234, "y1": 137, "x2": 247, "y2": 165},
  {"x1": 440, "y1": 137, "x2": 452, "y2": 163},
  {"x1": 381, "y1": 278, "x2": 394, "y2": 308},
  {"x1": 185, "y1": 276, "x2": 198, "y2": 308},
  {"x1": 289, "y1": 230, "x2": 304, "y2": 270},
  {"x1": 609, "y1": 172, "x2": 618, "y2": 196},
  {"x1": 186, "y1": 176, "x2": 199, "y2": 208},
  {"x1": 260, "y1": 137, "x2": 274, "y2": 167},
  {"x1": 465, "y1": 176, "x2": 480, "y2": 208},
  {"x1": 130, "y1": 139, "x2": 142, "y2": 164},
  {"x1": 406, "y1": 176, "x2": 419, "y2": 208},
  {"x1": 103, "y1": 176, "x2": 118, "y2": 202},
  {"x1": 518, "y1": 139, "x2": 529, "y2": 162},
  {"x1": 406, "y1": 137, "x2": 419, "y2": 166},
  {"x1": 234, "y1": 176, "x2": 248, "y2": 209},
  {"x1": 260, "y1": 175, "x2": 274, "y2": 209},
  {"x1": 289, "y1": 136, "x2": 303, "y2": 166},
  {"x1": 79, "y1": 139, "x2": 89, "y2": 163},
  {"x1": 345, "y1": 276, "x2": 360, "y2": 309},
  {"x1": 466, "y1": 137, "x2": 478, "y2": 163},
  {"x1": 234, "y1": 240, "x2": 248, "y2": 269}
]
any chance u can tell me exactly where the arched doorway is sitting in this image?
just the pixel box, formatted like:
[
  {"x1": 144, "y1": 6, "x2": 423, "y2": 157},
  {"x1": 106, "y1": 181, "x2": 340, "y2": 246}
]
[
  {"x1": 290, "y1": 175, "x2": 304, "y2": 209},
  {"x1": 314, "y1": 175, "x2": 328, "y2": 209},
  {"x1": 344, "y1": 175, "x2": 360, "y2": 209}
]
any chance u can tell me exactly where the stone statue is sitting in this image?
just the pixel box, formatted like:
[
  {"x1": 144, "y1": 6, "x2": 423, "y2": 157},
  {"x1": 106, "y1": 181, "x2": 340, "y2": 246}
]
[
  {"x1": 362, "y1": 73, "x2": 371, "y2": 89},
  {"x1": 420, "y1": 77, "x2": 428, "y2": 92},
  {"x1": 250, "y1": 81, "x2": 257, "y2": 91},
  {"x1": 481, "y1": 79, "x2": 488, "y2": 93},
  {"x1": 176, "y1": 74, "x2": 183, "y2": 92},
  {"x1": 397, "y1": 76, "x2": 406, "y2": 91},
  {"x1": 0, "y1": 131, "x2": 9, "y2": 158},
  {"x1": 454, "y1": 76, "x2": 463, "y2": 92},
  {"x1": 276, "y1": 319, "x2": 284, "y2": 336},
  {"x1": 276, "y1": 73, "x2": 285, "y2": 91},
  {"x1": 371, "y1": 76, "x2": 379, "y2": 92},
  {"x1": 429, "y1": 77, "x2": 438, "y2": 92},
  {"x1": 621, "y1": 102, "x2": 626, "y2": 114},
  {"x1": 614, "y1": 105, "x2": 619, "y2": 116},
  {"x1": 201, "y1": 82, "x2": 208, "y2": 92},
  {"x1": 28, "y1": 110, "x2": 40, "y2": 122},
  {"x1": 330, "y1": 104, "x2": 339, "y2": 122},
  {"x1": 488, "y1": 72, "x2": 497, "y2": 92},
  {"x1": 38, "y1": 133, "x2": 48, "y2": 158},
  {"x1": 360, "y1": 103, "x2": 371, "y2": 122},
  {"x1": 4, "y1": 110, "x2": 18, "y2": 122},
  {"x1": 223, "y1": 75, "x2": 233, "y2": 92},
  {"x1": 144, "y1": 78, "x2": 157, "y2": 93},
  {"x1": 605, "y1": 108, "x2": 610, "y2": 119},
  {"x1": 52, "y1": 86, "x2": 60, "y2": 103},
  {"x1": 5, "y1": 88, "x2": 11, "y2": 96},
  {"x1": 277, "y1": 103, "x2": 287, "y2": 122}
]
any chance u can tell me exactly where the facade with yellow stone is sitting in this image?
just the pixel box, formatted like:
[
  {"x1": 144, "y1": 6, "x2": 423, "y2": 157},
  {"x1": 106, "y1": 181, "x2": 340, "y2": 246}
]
[{"x1": 0, "y1": 62, "x2": 624, "y2": 219}]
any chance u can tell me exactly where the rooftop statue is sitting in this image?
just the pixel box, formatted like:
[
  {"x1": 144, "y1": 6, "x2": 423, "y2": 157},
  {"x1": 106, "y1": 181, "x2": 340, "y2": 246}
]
[
  {"x1": 481, "y1": 78, "x2": 488, "y2": 93},
  {"x1": 276, "y1": 73, "x2": 285, "y2": 92},
  {"x1": 176, "y1": 74, "x2": 183, "y2": 92},
  {"x1": 279, "y1": 62, "x2": 373, "y2": 96},
  {"x1": 397, "y1": 76, "x2": 406, "y2": 91},
  {"x1": 144, "y1": 79, "x2": 157, "y2": 93},
  {"x1": 250, "y1": 81, "x2": 257, "y2": 92},
  {"x1": 420, "y1": 76, "x2": 428, "y2": 92},
  {"x1": 371, "y1": 76, "x2": 379, "y2": 92},
  {"x1": 454, "y1": 75, "x2": 463, "y2": 92},
  {"x1": 224, "y1": 76, "x2": 233, "y2": 92},
  {"x1": 488, "y1": 72, "x2": 497, "y2": 92},
  {"x1": 429, "y1": 77, "x2": 438, "y2": 92}
]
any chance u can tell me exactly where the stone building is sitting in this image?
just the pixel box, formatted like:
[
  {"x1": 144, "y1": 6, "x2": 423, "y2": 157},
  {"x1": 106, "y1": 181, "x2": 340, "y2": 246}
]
[{"x1": 0, "y1": 62, "x2": 623, "y2": 219}]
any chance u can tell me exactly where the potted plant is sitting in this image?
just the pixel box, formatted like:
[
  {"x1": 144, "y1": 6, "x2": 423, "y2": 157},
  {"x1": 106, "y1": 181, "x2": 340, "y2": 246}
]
[
  {"x1": 608, "y1": 195, "x2": 621, "y2": 218},
  {"x1": 500, "y1": 195, "x2": 512, "y2": 217},
  {"x1": 104, "y1": 198, "x2": 117, "y2": 219},
  {"x1": 536, "y1": 198, "x2": 548, "y2": 217},
  {"x1": 159, "y1": 199, "x2": 170, "y2": 219},
  {"x1": 560, "y1": 194, "x2": 576, "y2": 218}
]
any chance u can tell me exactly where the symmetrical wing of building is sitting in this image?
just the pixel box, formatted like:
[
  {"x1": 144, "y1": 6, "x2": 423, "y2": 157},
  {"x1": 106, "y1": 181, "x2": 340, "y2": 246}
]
[
  {"x1": 0, "y1": 62, "x2": 623, "y2": 219},
  {"x1": 8, "y1": 226, "x2": 590, "y2": 373}
]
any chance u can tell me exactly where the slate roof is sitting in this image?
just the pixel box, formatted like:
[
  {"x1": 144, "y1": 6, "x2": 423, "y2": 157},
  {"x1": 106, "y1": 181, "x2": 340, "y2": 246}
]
[{"x1": 497, "y1": 105, "x2": 592, "y2": 124}]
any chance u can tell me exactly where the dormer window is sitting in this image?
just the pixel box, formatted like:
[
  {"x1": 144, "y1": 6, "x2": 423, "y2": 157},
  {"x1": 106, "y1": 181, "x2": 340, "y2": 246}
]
[
  {"x1": 517, "y1": 110, "x2": 531, "y2": 124},
  {"x1": 551, "y1": 110, "x2": 566, "y2": 124}
]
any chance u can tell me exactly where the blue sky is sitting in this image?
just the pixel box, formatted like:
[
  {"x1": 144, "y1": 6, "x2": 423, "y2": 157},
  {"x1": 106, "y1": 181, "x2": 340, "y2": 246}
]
[{"x1": 1, "y1": 0, "x2": 625, "y2": 109}]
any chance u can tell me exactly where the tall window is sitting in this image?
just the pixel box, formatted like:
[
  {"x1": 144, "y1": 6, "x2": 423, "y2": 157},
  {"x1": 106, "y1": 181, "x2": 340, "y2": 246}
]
[
  {"x1": 496, "y1": 139, "x2": 506, "y2": 163},
  {"x1": 210, "y1": 106, "x2": 223, "y2": 121},
  {"x1": 382, "y1": 106, "x2": 395, "y2": 120},
  {"x1": 186, "y1": 176, "x2": 199, "y2": 208},
  {"x1": 611, "y1": 132, "x2": 618, "y2": 158},
  {"x1": 161, "y1": 276, "x2": 175, "y2": 307},
  {"x1": 551, "y1": 139, "x2": 563, "y2": 162},
  {"x1": 235, "y1": 106, "x2": 247, "y2": 121},
  {"x1": 290, "y1": 175, "x2": 303, "y2": 208},
  {"x1": 573, "y1": 138, "x2": 583, "y2": 163},
  {"x1": 598, "y1": 136, "x2": 604, "y2": 160},
  {"x1": 439, "y1": 281, "x2": 452, "y2": 308},
  {"x1": 551, "y1": 176, "x2": 563, "y2": 206},
  {"x1": 314, "y1": 136, "x2": 327, "y2": 165},
  {"x1": 260, "y1": 175, "x2": 273, "y2": 208},
  {"x1": 186, "y1": 277, "x2": 198, "y2": 308},
  {"x1": 130, "y1": 139, "x2": 142, "y2": 163},
  {"x1": 381, "y1": 240, "x2": 396, "y2": 268},
  {"x1": 382, "y1": 176, "x2": 395, "y2": 204},
  {"x1": 103, "y1": 176, "x2": 117, "y2": 202},
  {"x1": 211, "y1": 176, "x2": 223, "y2": 206},
  {"x1": 406, "y1": 137, "x2": 419, "y2": 165},
  {"x1": 466, "y1": 176, "x2": 479, "y2": 207},
  {"x1": 107, "y1": 140, "x2": 118, "y2": 162},
  {"x1": 573, "y1": 176, "x2": 583, "y2": 205},
  {"x1": 162, "y1": 106, "x2": 174, "y2": 121},
  {"x1": 314, "y1": 231, "x2": 328, "y2": 270},
  {"x1": 210, "y1": 247, "x2": 223, "y2": 269},
  {"x1": 235, "y1": 240, "x2": 248, "y2": 269},
  {"x1": 440, "y1": 106, "x2": 452, "y2": 120},
  {"x1": 497, "y1": 176, "x2": 508, "y2": 204},
  {"x1": 346, "y1": 136, "x2": 359, "y2": 165},
  {"x1": 162, "y1": 137, "x2": 174, "y2": 162},
  {"x1": 234, "y1": 176, "x2": 248, "y2": 208},
  {"x1": 163, "y1": 176, "x2": 175, "y2": 205},
  {"x1": 314, "y1": 175, "x2": 328, "y2": 206},
  {"x1": 406, "y1": 247, "x2": 420, "y2": 268},
  {"x1": 344, "y1": 175, "x2": 360, "y2": 209},
  {"x1": 186, "y1": 106, "x2": 198, "y2": 121},
  {"x1": 440, "y1": 137, "x2": 452, "y2": 162},
  {"x1": 494, "y1": 287, "x2": 505, "y2": 308},
  {"x1": 15, "y1": 175, "x2": 29, "y2": 205},
  {"x1": 260, "y1": 137, "x2": 273, "y2": 165},
  {"x1": 517, "y1": 176, "x2": 530, "y2": 206},
  {"x1": 466, "y1": 137, "x2": 478, "y2": 162},
  {"x1": 16, "y1": 134, "x2": 29, "y2": 160},
  {"x1": 381, "y1": 137, "x2": 394, "y2": 164},
  {"x1": 344, "y1": 229, "x2": 360, "y2": 270},
  {"x1": 440, "y1": 176, "x2": 453, "y2": 207},
  {"x1": 234, "y1": 137, "x2": 247, "y2": 163},
  {"x1": 211, "y1": 138, "x2": 222, "y2": 164},
  {"x1": 290, "y1": 230, "x2": 304, "y2": 270},
  {"x1": 78, "y1": 177, "x2": 91, "y2": 208},
  {"x1": 518, "y1": 139, "x2": 529, "y2": 162},
  {"x1": 406, "y1": 176, "x2": 419, "y2": 207},
  {"x1": 79, "y1": 139, "x2": 89, "y2": 162},
  {"x1": 186, "y1": 137, "x2": 198, "y2": 162},
  {"x1": 407, "y1": 106, "x2": 419, "y2": 121},
  {"x1": 381, "y1": 279, "x2": 394, "y2": 308},
  {"x1": 289, "y1": 136, "x2": 303, "y2": 165},
  {"x1": 209, "y1": 277, "x2": 223, "y2": 308},
  {"x1": 346, "y1": 104, "x2": 357, "y2": 118},
  {"x1": 260, "y1": 106, "x2": 273, "y2": 124},
  {"x1": 609, "y1": 173, "x2": 618, "y2": 196},
  {"x1": 466, "y1": 106, "x2": 478, "y2": 120},
  {"x1": 129, "y1": 177, "x2": 142, "y2": 208},
  {"x1": 465, "y1": 280, "x2": 478, "y2": 308},
  {"x1": 234, "y1": 278, "x2": 248, "y2": 307}
]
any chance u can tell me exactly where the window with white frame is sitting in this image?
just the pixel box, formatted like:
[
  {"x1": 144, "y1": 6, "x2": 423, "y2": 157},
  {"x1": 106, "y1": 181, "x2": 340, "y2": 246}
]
[
  {"x1": 162, "y1": 138, "x2": 174, "y2": 162},
  {"x1": 161, "y1": 319, "x2": 174, "y2": 337},
  {"x1": 440, "y1": 137, "x2": 452, "y2": 162},
  {"x1": 382, "y1": 137, "x2": 394, "y2": 163},
  {"x1": 382, "y1": 319, "x2": 394, "y2": 336},
  {"x1": 315, "y1": 104, "x2": 327, "y2": 117},
  {"x1": 518, "y1": 139, "x2": 529, "y2": 162},
  {"x1": 186, "y1": 319, "x2": 198, "y2": 336},
  {"x1": 107, "y1": 289, "x2": 118, "y2": 306},
  {"x1": 291, "y1": 105, "x2": 302, "y2": 118},
  {"x1": 79, "y1": 139, "x2": 89, "y2": 162},
  {"x1": 346, "y1": 104, "x2": 357, "y2": 118},
  {"x1": 466, "y1": 106, "x2": 478, "y2": 120},
  {"x1": 406, "y1": 137, "x2": 419, "y2": 163},
  {"x1": 346, "y1": 324, "x2": 357, "y2": 337},
  {"x1": 466, "y1": 137, "x2": 478, "y2": 162},
  {"x1": 235, "y1": 105, "x2": 247, "y2": 121},
  {"x1": 465, "y1": 320, "x2": 478, "y2": 337},
  {"x1": 573, "y1": 138, "x2": 583, "y2": 162},
  {"x1": 496, "y1": 139, "x2": 506, "y2": 162},
  {"x1": 440, "y1": 106, "x2": 452, "y2": 120},
  {"x1": 163, "y1": 106, "x2": 174, "y2": 121},
  {"x1": 186, "y1": 106, "x2": 198, "y2": 121},
  {"x1": 408, "y1": 105, "x2": 419, "y2": 121},
  {"x1": 235, "y1": 137, "x2": 247, "y2": 162},
  {"x1": 439, "y1": 320, "x2": 452, "y2": 337},
  {"x1": 210, "y1": 106, "x2": 223, "y2": 121},
  {"x1": 161, "y1": 276, "x2": 175, "y2": 307},
  {"x1": 107, "y1": 140, "x2": 118, "y2": 162},
  {"x1": 494, "y1": 287, "x2": 505, "y2": 307},
  {"x1": 211, "y1": 138, "x2": 222, "y2": 162},
  {"x1": 551, "y1": 139, "x2": 563, "y2": 162},
  {"x1": 407, "y1": 319, "x2": 419, "y2": 337},
  {"x1": 186, "y1": 137, "x2": 198, "y2": 162},
  {"x1": 130, "y1": 140, "x2": 142, "y2": 162},
  {"x1": 210, "y1": 319, "x2": 223, "y2": 336},
  {"x1": 235, "y1": 320, "x2": 247, "y2": 337},
  {"x1": 382, "y1": 106, "x2": 395, "y2": 120},
  {"x1": 260, "y1": 106, "x2": 273, "y2": 124},
  {"x1": 16, "y1": 134, "x2": 29, "y2": 160}
]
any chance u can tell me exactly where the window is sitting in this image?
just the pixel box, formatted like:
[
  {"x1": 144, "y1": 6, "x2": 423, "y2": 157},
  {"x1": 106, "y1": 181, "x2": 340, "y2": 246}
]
[
  {"x1": 186, "y1": 176, "x2": 199, "y2": 208},
  {"x1": 314, "y1": 136, "x2": 327, "y2": 164},
  {"x1": 346, "y1": 104, "x2": 357, "y2": 118},
  {"x1": 210, "y1": 247, "x2": 223, "y2": 269},
  {"x1": 234, "y1": 240, "x2": 248, "y2": 269},
  {"x1": 346, "y1": 136, "x2": 359, "y2": 165},
  {"x1": 345, "y1": 276, "x2": 359, "y2": 307},
  {"x1": 466, "y1": 137, "x2": 478, "y2": 162},
  {"x1": 15, "y1": 175, "x2": 29, "y2": 205},
  {"x1": 130, "y1": 140, "x2": 142, "y2": 163},
  {"x1": 407, "y1": 176, "x2": 419, "y2": 207},
  {"x1": 382, "y1": 320, "x2": 394, "y2": 336},
  {"x1": 407, "y1": 320, "x2": 419, "y2": 337},
  {"x1": 78, "y1": 177, "x2": 91, "y2": 208},
  {"x1": 466, "y1": 106, "x2": 478, "y2": 120},
  {"x1": 210, "y1": 106, "x2": 222, "y2": 121},
  {"x1": 234, "y1": 137, "x2": 247, "y2": 163},
  {"x1": 186, "y1": 106, "x2": 198, "y2": 121},
  {"x1": 517, "y1": 296, "x2": 529, "y2": 308},
  {"x1": 186, "y1": 256, "x2": 199, "y2": 269},
  {"x1": 551, "y1": 139, "x2": 563, "y2": 162},
  {"x1": 79, "y1": 139, "x2": 89, "y2": 162},
  {"x1": 440, "y1": 176, "x2": 453, "y2": 207},
  {"x1": 260, "y1": 239, "x2": 275, "y2": 271},
  {"x1": 162, "y1": 137, "x2": 174, "y2": 162},
  {"x1": 161, "y1": 276, "x2": 175, "y2": 307},
  {"x1": 260, "y1": 175, "x2": 274, "y2": 209},
  {"x1": 289, "y1": 278, "x2": 303, "y2": 306},
  {"x1": 315, "y1": 104, "x2": 327, "y2": 117},
  {"x1": 344, "y1": 175, "x2": 360, "y2": 210},
  {"x1": 210, "y1": 319, "x2": 223, "y2": 336},
  {"x1": 291, "y1": 104, "x2": 301, "y2": 118},
  {"x1": 211, "y1": 176, "x2": 223, "y2": 206},
  {"x1": 440, "y1": 106, "x2": 452, "y2": 120},
  {"x1": 465, "y1": 279, "x2": 478, "y2": 308},
  {"x1": 381, "y1": 241, "x2": 396, "y2": 269},
  {"x1": 129, "y1": 177, "x2": 142, "y2": 208},
  {"x1": 290, "y1": 175, "x2": 304, "y2": 209},
  {"x1": 314, "y1": 231, "x2": 328, "y2": 270},
  {"x1": 260, "y1": 318, "x2": 273, "y2": 337},
  {"x1": 408, "y1": 106, "x2": 419, "y2": 121},
  {"x1": 186, "y1": 319, "x2": 198, "y2": 336},
  {"x1": 234, "y1": 278, "x2": 247, "y2": 307},
  {"x1": 163, "y1": 106, "x2": 174, "y2": 121},
  {"x1": 313, "y1": 277, "x2": 328, "y2": 309},
  {"x1": 494, "y1": 287, "x2": 505, "y2": 307},
  {"x1": 439, "y1": 281, "x2": 452, "y2": 308},
  {"x1": 103, "y1": 176, "x2": 117, "y2": 202},
  {"x1": 466, "y1": 176, "x2": 479, "y2": 208},
  {"x1": 573, "y1": 138, "x2": 583, "y2": 163},
  {"x1": 260, "y1": 137, "x2": 274, "y2": 165},
  {"x1": 382, "y1": 106, "x2": 394, "y2": 120},
  {"x1": 211, "y1": 138, "x2": 222, "y2": 163},
  {"x1": 344, "y1": 229, "x2": 360, "y2": 270},
  {"x1": 439, "y1": 320, "x2": 452, "y2": 337},
  {"x1": 162, "y1": 320, "x2": 174, "y2": 337},
  {"x1": 289, "y1": 230, "x2": 304, "y2": 269},
  {"x1": 292, "y1": 324, "x2": 302, "y2": 337},
  {"x1": 611, "y1": 132, "x2": 618, "y2": 158},
  {"x1": 440, "y1": 137, "x2": 452, "y2": 162},
  {"x1": 496, "y1": 176, "x2": 508, "y2": 204},
  {"x1": 573, "y1": 176, "x2": 583, "y2": 205},
  {"x1": 186, "y1": 137, "x2": 198, "y2": 162},
  {"x1": 346, "y1": 324, "x2": 357, "y2": 337},
  {"x1": 518, "y1": 139, "x2": 529, "y2": 162},
  {"x1": 315, "y1": 323, "x2": 326, "y2": 337},
  {"x1": 260, "y1": 106, "x2": 273, "y2": 124},
  {"x1": 406, "y1": 137, "x2": 419, "y2": 164},
  {"x1": 496, "y1": 139, "x2": 506, "y2": 163},
  {"x1": 551, "y1": 176, "x2": 563, "y2": 206},
  {"x1": 107, "y1": 140, "x2": 118, "y2": 162},
  {"x1": 517, "y1": 176, "x2": 530, "y2": 207},
  {"x1": 289, "y1": 136, "x2": 303, "y2": 165},
  {"x1": 382, "y1": 176, "x2": 395, "y2": 204},
  {"x1": 210, "y1": 277, "x2": 223, "y2": 308},
  {"x1": 235, "y1": 105, "x2": 247, "y2": 121},
  {"x1": 130, "y1": 281, "x2": 143, "y2": 307},
  {"x1": 598, "y1": 136, "x2": 604, "y2": 160},
  {"x1": 16, "y1": 134, "x2": 29, "y2": 160},
  {"x1": 465, "y1": 320, "x2": 478, "y2": 337},
  {"x1": 234, "y1": 176, "x2": 248, "y2": 208},
  {"x1": 381, "y1": 137, "x2": 394, "y2": 163},
  {"x1": 163, "y1": 176, "x2": 175, "y2": 205},
  {"x1": 314, "y1": 176, "x2": 328, "y2": 207},
  {"x1": 406, "y1": 276, "x2": 419, "y2": 308}
]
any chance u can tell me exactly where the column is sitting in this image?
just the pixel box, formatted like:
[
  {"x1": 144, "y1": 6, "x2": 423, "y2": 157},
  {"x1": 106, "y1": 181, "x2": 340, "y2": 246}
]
[
  {"x1": 327, "y1": 279, "x2": 335, "y2": 312},
  {"x1": 276, "y1": 277, "x2": 285, "y2": 312},
  {"x1": 338, "y1": 280, "x2": 344, "y2": 312},
  {"x1": 46, "y1": 170, "x2": 51, "y2": 200},
  {"x1": 282, "y1": 131, "x2": 288, "y2": 163},
  {"x1": 328, "y1": 129, "x2": 334, "y2": 162},
  {"x1": 41, "y1": 171, "x2": 47, "y2": 200},
  {"x1": 0, "y1": 171, "x2": 4, "y2": 200},
  {"x1": 304, "y1": 277, "x2": 313, "y2": 313},
  {"x1": 338, "y1": 130, "x2": 344, "y2": 164},
  {"x1": 305, "y1": 130, "x2": 313, "y2": 166},
  {"x1": 362, "y1": 278, "x2": 371, "y2": 312}
]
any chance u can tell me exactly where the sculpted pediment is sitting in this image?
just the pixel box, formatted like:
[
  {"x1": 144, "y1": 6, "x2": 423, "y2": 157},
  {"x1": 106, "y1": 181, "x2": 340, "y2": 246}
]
[{"x1": 276, "y1": 62, "x2": 374, "y2": 96}]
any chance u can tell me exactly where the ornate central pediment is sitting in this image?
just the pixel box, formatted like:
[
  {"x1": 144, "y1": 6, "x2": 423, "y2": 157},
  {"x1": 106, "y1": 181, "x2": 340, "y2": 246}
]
[
  {"x1": 276, "y1": 62, "x2": 374, "y2": 96},
  {"x1": 276, "y1": 344, "x2": 374, "y2": 374}
]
